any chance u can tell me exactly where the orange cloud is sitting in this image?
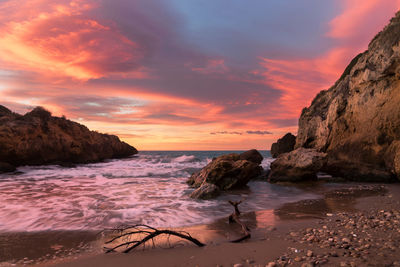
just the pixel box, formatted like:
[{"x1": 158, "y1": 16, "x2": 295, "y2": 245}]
[
  {"x1": 260, "y1": 47, "x2": 350, "y2": 117},
  {"x1": 0, "y1": 0, "x2": 143, "y2": 80}
]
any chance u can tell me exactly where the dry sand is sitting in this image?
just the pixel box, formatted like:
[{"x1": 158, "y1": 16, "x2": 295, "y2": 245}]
[{"x1": 27, "y1": 183, "x2": 399, "y2": 267}]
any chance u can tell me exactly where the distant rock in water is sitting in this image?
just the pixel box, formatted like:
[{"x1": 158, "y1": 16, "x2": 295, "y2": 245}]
[
  {"x1": 187, "y1": 149, "x2": 264, "y2": 199},
  {"x1": 270, "y1": 133, "x2": 296, "y2": 158},
  {"x1": 0, "y1": 105, "x2": 138, "y2": 171},
  {"x1": 270, "y1": 12, "x2": 400, "y2": 182}
]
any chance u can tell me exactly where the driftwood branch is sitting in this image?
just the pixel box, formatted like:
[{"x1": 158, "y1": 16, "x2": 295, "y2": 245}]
[
  {"x1": 228, "y1": 200, "x2": 251, "y2": 242},
  {"x1": 102, "y1": 201, "x2": 251, "y2": 253},
  {"x1": 102, "y1": 224, "x2": 205, "y2": 253}
]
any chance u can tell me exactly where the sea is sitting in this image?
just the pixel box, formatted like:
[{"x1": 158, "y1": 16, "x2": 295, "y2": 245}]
[{"x1": 0, "y1": 151, "x2": 320, "y2": 233}]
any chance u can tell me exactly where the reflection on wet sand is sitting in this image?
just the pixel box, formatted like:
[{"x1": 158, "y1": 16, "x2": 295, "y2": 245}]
[{"x1": 274, "y1": 184, "x2": 386, "y2": 220}]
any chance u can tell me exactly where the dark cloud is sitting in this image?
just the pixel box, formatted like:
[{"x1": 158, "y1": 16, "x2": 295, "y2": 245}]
[
  {"x1": 210, "y1": 130, "x2": 273, "y2": 135},
  {"x1": 210, "y1": 131, "x2": 243, "y2": 135},
  {"x1": 246, "y1": 130, "x2": 273, "y2": 135}
]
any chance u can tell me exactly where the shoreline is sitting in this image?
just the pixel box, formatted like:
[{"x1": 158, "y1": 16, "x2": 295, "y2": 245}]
[{"x1": 5, "y1": 182, "x2": 394, "y2": 267}]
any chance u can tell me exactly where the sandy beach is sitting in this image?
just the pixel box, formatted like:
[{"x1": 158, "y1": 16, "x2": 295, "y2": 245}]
[{"x1": 16, "y1": 183, "x2": 397, "y2": 267}]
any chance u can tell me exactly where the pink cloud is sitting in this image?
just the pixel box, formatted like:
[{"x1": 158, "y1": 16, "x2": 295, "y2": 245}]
[
  {"x1": 0, "y1": 0, "x2": 144, "y2": 80},
  {"x1": 327, "y1": 0, "x2": 400, "y2": 39}
]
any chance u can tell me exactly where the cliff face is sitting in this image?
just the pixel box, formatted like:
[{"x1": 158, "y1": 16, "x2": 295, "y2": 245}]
[
  {"x1": 0, "y1": 106, "x2": 137, "y2": 169},
  {"x1": 295, "y1": 12, "x2": 400, "y2": 180}
]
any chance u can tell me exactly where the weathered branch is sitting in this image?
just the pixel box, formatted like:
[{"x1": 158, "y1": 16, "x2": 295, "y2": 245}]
[
  {"x1": 103, "y1": 224, "x2": 205, "y2": 253},
  {"x1": 228, "y1": 200, "x2": 251, "y2": 242},
  {"x1": 102, "y1": 200, "x2": 251, "y2": 253}
]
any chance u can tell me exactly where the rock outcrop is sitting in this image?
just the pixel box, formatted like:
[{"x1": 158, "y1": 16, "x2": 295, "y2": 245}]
[
  {"x1": 268, "y1": 148, "x2": 327, "y2": 182},
  {"x1": 187, "y1": 150, "x2": 263, "y2": 199},
  {"x1": 270, "y1": 12, "x2": 400, "y2": 182},
  {"x1": 0, "y1": 105, "x2": 138, "y2": 170},
  {"x1": 270, "y1": 133, "x2": 296, "y2": 158}
]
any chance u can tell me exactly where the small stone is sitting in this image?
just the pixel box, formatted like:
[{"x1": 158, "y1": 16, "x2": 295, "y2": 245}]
[
  {"x1": 301, "y1": 263, "x2": 314, "y2": 267},
  {"x1": 246, "y1": 259, "x2": 255, "y2": 264},
  {"x1": 265, "y1": 262, "x2": 276, "y2": 267},
  {"x1": 330, "y1": 252, "x2": 338, "y2": 257},
  {"x1": 340, "y1": 262, "x2": 348, "y2": 267},
  {"x1": 342, "y1": 238, "x2": 351, "y2": 243},
  {"x1": 233, "y1": 264, "x2": 243, "y2": 267},
  {"x1": 306, "y1": 250, "x2": 313, "y2": 257},
  {"x1": 294, "y1": 257, "x2": 303, "y2": 262}
]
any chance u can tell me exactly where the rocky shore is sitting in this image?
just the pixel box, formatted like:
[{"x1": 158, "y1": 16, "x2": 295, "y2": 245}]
[
  {"x1": 266, "y1": 186, "x2": 400, "y2": 267},
  {"x1": 0, "y1": 105, "x2": 137, "y2": 171}
]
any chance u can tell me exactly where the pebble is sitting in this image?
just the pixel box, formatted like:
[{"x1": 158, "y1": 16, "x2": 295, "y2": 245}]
[
  {"x1": 265, "y1": 262, "x2": 276, "y2": 267},
  {"x1": 294, "y1": 256, "x2": 302, "y2": 262},
  {"x1": 233, "y1": 264, "x2": 243, "y2": 267}
]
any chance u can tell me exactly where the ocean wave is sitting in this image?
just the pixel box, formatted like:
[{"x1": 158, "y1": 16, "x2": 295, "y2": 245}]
[{"x1": 0, "y1": 151, "x2": 297, "y2": 232}]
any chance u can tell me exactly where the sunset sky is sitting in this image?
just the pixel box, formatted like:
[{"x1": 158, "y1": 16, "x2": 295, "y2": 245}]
[{"x1": 0, "y1": 0, "x2": 399, "y2": 150}]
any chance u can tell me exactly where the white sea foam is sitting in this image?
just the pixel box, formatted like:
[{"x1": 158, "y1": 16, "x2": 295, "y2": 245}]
[{"x1": 0, "y1": 151, "x2": 317, "y2": 232}]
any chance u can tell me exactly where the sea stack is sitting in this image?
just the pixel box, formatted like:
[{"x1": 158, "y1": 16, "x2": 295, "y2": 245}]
[
  {"x1": 0, "y1": 105, "x2": 138, "y2": 171},
  {"x1": 269, "y1": 12, "x2": 400, "y2": 182}
]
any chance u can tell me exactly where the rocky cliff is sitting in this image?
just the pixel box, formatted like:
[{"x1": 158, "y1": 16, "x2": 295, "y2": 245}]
[
  {"x1": 271, "y1": 12, "x2": 400, "y2": 182},
  {"x1": 0, "y1": 105, "x2": 137, "y2": 171}
]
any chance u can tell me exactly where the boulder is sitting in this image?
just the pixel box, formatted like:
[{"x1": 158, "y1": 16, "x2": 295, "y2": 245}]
[
  {"x1": 270, "y1": 133, "x2": 296, "y2": 158},
  {"x1": 0, "y1": 105, "x2": 138, "y2": 167},
  {"x1": 187, "y1": 150, "x2": 264, "y2": 199},
  {"x1": 268, "y1": 148, "x2": 327, "y2": 182},
  {"x1": 0, "y1": 162, "x2": 16, "y2": 173},
  {"x1": 239, "y1": 149, "x2": 263, "y2": 164}
]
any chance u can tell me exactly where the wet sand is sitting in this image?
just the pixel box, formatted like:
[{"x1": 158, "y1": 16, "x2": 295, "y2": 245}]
[{"x1": 2, "y1": 183, "x2": 399, "y2": 267}]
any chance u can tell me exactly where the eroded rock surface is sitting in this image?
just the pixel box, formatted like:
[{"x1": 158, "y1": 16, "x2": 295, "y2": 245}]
[
  {"x1": 188, "y1": 150, "x2": 263, "y2": 199},
  {"x1": 0, "y1": 106, "x2": 138, "y2": 170}
]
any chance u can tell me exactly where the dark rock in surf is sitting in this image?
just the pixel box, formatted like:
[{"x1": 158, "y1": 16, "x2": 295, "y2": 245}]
[
  {"x1": 270, "y1": 133, "x2": 296, "y2": 158},
  {"x1": 0, "y1": 105, "x2": 138, "y2": 171},
  {"x1": 239, "y1": 149, "x2": 263, "y2": 164},
  {"x1": 187, "y1": 150, "x2": 263, "y2": 199}
]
